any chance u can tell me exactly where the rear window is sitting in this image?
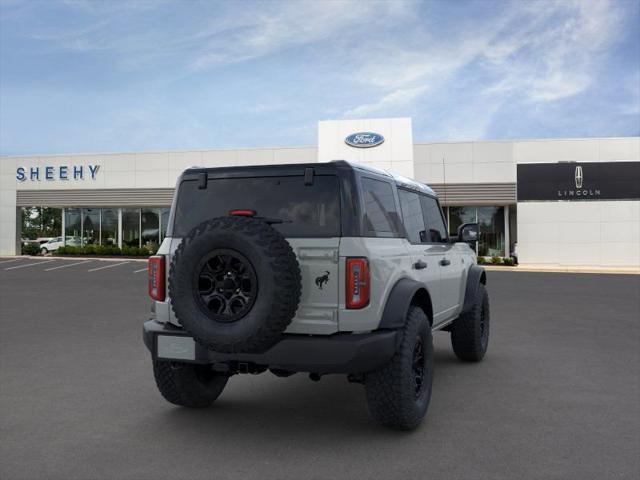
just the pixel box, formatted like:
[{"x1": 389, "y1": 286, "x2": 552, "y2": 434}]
[{"x1": 172, "y1": 175, "x2": 340, "y2": 237}]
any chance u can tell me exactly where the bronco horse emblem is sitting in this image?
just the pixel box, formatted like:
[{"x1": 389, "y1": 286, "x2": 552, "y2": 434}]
[{"x1": 315, "y1": 271, "x2": 330, "y2": 290}]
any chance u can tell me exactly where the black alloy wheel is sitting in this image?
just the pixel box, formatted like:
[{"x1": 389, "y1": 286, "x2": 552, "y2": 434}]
[{"x1": 194, "y1": 249, "x2": 257, "y2": 323}]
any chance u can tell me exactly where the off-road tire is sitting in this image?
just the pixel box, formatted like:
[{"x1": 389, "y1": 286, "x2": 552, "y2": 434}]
[
  {"x1": 450, "y1": 283, "x2": 490, "y2": 362},
  {"x1": 364, "y1": 306, "x2": 433, "y2": 431},
  {"x1": 152, "y1": 360, "x2": 228, "y2": 408},
  {"x1": 169, "y1": 216, "x2": 301, "y2": 354}
]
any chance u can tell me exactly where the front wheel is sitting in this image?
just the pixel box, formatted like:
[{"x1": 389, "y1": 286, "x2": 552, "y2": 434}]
[
  {"x1": 450, "y1": 283, "x2": 490, "y2": 362},
  {"x1": 152, "y1": 361, "x2": 228, "y2": 408},
  {"x1": 364, "y1": 306, "x2": 433, "y2": 430},
  {"x1": 40, "y1": 248, "x2": 48, "y2": 255}
]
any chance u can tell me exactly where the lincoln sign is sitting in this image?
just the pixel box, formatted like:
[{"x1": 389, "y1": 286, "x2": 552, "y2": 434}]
[{"x1": 516, "y1": 162, "x2": 640, "y2": 201}]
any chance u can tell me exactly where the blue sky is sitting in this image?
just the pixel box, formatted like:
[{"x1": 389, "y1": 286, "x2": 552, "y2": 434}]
[{"x1": 1, "y1": 0, "x2": 639, "y2": 155}]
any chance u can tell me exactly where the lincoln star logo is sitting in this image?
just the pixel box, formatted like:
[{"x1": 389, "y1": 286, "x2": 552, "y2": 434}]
[
  {"x1": 558, "y1": 164, "x2": 600, "y2": 199},
  {"x1": 345, "y1": 132, "x2": 385, "y2": 148},
  {"x1": 315, "y1": 271, "x2": 330, "y2": 290},
  {"x1": 575, "y1": 166, "x2": 583, "y2": 188}
]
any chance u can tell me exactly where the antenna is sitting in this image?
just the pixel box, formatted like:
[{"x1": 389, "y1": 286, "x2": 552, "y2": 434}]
[{"x1": 442, "y1": 156, "x2": 447, "y2": 206}]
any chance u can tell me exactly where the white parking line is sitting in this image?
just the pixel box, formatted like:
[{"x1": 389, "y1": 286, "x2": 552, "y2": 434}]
[
  {"x1": 133, "y1": 267, "x2": 148, "y2": 273},
  {"x1": 5, "y1": 260, "x2": 56, "y2": 270},
  {"x1": 0, "y1": 258, "x2": 23, "y2": 265},
  {"x1": 45, "y1": 260, "x2": 92, "y2": 271},
  {"x1": 88, "y1": 261, "x2": 129, "y2": 272}
]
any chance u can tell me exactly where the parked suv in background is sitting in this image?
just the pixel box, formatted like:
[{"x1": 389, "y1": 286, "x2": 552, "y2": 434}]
[{"x1": 143, "y1": 161, "x2": 489, "y2": 430}]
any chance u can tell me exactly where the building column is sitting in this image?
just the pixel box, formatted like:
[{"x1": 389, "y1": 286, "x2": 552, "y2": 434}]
[
  {"x1": 504, "y1": 205, "x2": 510, "y2": 258},
  {"x1": 61, "y1": 208, "x2": 66, "y2": 244},
  {"x1": 15, "y1": 207, "x2": 22, "y2": 255}
]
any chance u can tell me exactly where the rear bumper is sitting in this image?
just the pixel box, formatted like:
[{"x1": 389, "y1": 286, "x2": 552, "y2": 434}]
[{"x1": 143, "y1": 320, "x2": 397, "y2": 374}]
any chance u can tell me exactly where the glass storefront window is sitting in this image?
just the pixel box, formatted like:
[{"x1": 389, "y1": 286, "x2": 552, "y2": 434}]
[
  {"x1": 64, "y1": 208, "x2": 82, "y2": 246},
  {"x1": 448, "y1": 206, "x2": 477, "y2": 236},
  {"x1": 101, "y1": 208, "x2": 118, "y2": 246},
  {"x1": 122, "y1": 208, "x2": 140, "y2": 247},
  {"x1": 160, "y1": 208, "x2": 170, "y2": 242},
  {"x1": 141, "y1": 208, "x2": 160, "y2": 250},
  {"x1": 477, "y1": 207, "x2": 504, "y2": 257},
  {"x1": 82, "y1": 208, "x2": 100, "y2": 245},
  {"x1": 447, "y1": 206, "x2": 505, "y2": 257},
  {"x1": 21, "y1": 207, "x2": 62, "y2": 240}
]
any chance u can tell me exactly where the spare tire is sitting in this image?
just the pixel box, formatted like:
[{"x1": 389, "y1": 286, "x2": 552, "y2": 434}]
[{"x1": 169, "y1": 216, "x2": 301, "y2": 353}]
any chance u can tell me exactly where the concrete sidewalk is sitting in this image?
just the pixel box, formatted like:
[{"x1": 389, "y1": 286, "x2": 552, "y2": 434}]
[{"x1": 483, "y1": 264, "x2": 640, "y2": 274}]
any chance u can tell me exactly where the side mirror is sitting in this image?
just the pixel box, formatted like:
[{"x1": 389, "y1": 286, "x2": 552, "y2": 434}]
[{"x1": 457, "y1": 223, "x2": 479, "y2": 243}]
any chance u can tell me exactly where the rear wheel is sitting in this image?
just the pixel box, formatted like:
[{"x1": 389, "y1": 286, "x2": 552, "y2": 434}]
[
  {"x1": 152, "y1": 361, "x2": 228, "y2": 408},
  {"x1": 364, "y1": 306, "x2": 433, "y2": 430}
]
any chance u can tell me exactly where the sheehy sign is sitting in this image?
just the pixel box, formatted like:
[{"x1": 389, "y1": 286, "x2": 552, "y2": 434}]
[
  {"x1": 517, "y1": 162, "x2": 640, "y2": 201},
  {"x1": 16, "y1": 164, "x2": 100, "y2": 182}
]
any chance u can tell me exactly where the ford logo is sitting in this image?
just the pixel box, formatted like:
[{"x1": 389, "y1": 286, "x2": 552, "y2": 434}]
[{"x1": 345, "y1": 132, "x2": 385, "y2": 148}]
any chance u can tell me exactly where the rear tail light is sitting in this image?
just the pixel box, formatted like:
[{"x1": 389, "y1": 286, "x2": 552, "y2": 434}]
[
  {"x1": 148, "y1": 255, "x2": 165, "y2": 301},
  {"x1": 229, "y1": 209, "x2": 256, "y2": 217},
  {"x1": 346, "y1": 257, "x2": 369, "y2": 309}
]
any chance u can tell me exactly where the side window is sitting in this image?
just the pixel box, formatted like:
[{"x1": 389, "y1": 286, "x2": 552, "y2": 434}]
[
  {"x1": 398, "y1": 189, "x2": 427, "y2": 244},
  {"x1": 420, "y1": 195, "x2": 448, "y2": 243},
  {"x1": 361, "y1": 177, "x2": 402, "y2": 236}
]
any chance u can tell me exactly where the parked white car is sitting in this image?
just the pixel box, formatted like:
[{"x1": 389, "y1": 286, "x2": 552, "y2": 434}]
[{"x1": 40, "y1": 236, "x2": 80, "y2": 254}]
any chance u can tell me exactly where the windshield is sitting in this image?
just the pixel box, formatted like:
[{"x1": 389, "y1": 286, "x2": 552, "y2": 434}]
[{"x1": 172, "y1": 175, "x2": 341, "y2": 237}]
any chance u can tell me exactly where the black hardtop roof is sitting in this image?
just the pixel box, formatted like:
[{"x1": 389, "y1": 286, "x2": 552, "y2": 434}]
[{"x1": 182, "y1": 160, "x2": 437, "y2": 197}]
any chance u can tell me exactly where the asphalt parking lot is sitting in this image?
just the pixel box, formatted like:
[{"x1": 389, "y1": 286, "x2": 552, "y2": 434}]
[{"x1": 0, "y1": 258, "x2": 639, "y2": 480}]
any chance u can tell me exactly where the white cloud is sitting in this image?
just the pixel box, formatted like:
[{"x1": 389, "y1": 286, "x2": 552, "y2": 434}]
[
  {"x1": 189, "y1": 1, "x2": 413, "y2": 71},
  {"x1": 344, "y1": 85, "x2": 429, "y2": 118},
  {"x1": 342, "y1": 0, "x2": 625, "y2": 130}
]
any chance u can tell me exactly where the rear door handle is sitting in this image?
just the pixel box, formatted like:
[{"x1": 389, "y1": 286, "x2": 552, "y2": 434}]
[
  {"x1": 413, "y1": 260, "x2": 427, "y2": 270},
  {"x1": 439, "y1": 258, "x2": 451, "y2": 267}
]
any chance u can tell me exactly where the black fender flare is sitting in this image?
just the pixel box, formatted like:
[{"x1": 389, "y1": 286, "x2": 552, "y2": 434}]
[
  {"x1": 378, "y1": 278, "x2": 433, "y2": 330},
  {"x1": 461, "y1": 265, "x2": 487, "y2": 314}
]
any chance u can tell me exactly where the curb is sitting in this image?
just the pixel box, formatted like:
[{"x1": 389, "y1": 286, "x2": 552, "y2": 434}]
[
  {"x1": 482, "y1": 265, "x2": 640, "y2": 275},
  {"x1": 0, "y1": 255, "x2": 148, "y2": 263}
]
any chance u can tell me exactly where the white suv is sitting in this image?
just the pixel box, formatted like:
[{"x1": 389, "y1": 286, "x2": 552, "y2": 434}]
[
  {"x1": 40, "y1": 236, "x2": 80, "y2": 254},
  {"x1": 143, "y1": 161, "x2": 490, "y2": 430}
]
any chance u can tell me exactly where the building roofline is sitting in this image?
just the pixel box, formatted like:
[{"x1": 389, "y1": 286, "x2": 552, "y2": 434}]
[
  {"x1": 0, "y1": 144, "x2": 318, "y2": 159},
  {"x1": 413, "y1": 136, "x2": 640, "y2": 146},
  {"x1": 2, "y1": 136, "x2": 638, "y2": 159}
]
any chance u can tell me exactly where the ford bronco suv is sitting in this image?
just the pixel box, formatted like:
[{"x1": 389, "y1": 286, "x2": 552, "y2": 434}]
[{"x1": 143, "y1": 160, "x2": 489, "y2": 430}]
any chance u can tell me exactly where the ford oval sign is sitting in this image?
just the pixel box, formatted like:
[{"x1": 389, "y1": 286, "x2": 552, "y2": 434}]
[{"x1": 345, "y1": 132, "x2": 385, "y2": 148}]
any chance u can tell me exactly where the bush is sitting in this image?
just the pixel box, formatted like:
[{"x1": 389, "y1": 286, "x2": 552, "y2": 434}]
[
  {"x1": 54, "y1": 244, "x2": 151, "y2": 257},
  {"x1": 22, "y1": 243, "x2": 41, "y2": 256},
  {"x1": 57, "y1": 246, "x2": 80, "y2": 255},
  {"x1": 477, "y1": 256, "x2": 486, "y2": 265},
  {"x1": 503, "y1": 257, "x2": 515, "y2": 266},
  {"x1": 490, "y1": 255, "x2": 502, "y2": 265}
]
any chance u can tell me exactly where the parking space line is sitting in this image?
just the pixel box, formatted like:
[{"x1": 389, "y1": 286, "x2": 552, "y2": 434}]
[
  {"x1": 5, "y1": 260, "x2": 56, "y2": 270},
  {"x1": 0, "y1": 258, "x2": 23, "y2": 265},
  {"x1": 88, "y1": 261, "x2": 129, "y2": 272},
  {"x1": 133, "y1": 267, "x2": 148, "y2": 273},
  {"x1": 45, "y1": 260, "x2": 92, "y2": 271}
]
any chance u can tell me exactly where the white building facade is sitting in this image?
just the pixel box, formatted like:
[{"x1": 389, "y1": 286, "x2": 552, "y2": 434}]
[{"x1": 1, "y1": 118, "x2": 638, "y2": 268}]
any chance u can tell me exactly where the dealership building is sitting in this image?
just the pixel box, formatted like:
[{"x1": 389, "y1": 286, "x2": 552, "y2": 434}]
[{"x1": 1, "y1": 118, "x2": 639, "y2": 268}]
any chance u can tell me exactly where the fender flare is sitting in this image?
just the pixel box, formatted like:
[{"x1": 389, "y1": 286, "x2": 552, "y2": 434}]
[
  {"x1": 378, "y1": 278, "x2": 433, "y2": 330},
  {"x1": 461, "y1": 265, "x2": 487, "y2": 314}
]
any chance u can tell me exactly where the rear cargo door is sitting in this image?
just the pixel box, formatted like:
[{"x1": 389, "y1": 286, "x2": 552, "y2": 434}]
[{"x1": 284, "y1": 238, "x2": 340, "y2": 335}]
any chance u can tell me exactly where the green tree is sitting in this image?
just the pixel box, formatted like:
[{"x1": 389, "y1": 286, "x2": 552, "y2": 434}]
[{"x1": 21, "y1": 207, "x2": 62, "y2": 239}]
